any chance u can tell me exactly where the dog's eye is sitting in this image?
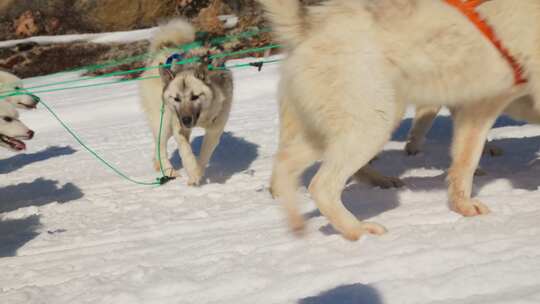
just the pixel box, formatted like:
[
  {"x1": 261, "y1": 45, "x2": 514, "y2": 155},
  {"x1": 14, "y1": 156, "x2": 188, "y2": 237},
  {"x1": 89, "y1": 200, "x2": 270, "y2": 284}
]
[
  {"x1": 173, "y1": 96, "x2": 181, "y2": 102},
  {"x1": 191, "y1": 94, "x2": 199, "y2": 101},
  {"x1": 3, "y1": 117, "x2": 13, "y2": 122}
]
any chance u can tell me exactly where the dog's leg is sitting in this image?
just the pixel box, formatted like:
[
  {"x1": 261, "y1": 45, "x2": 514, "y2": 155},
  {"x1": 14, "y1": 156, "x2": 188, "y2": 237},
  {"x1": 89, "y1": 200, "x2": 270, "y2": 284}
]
[
  {"x1": 405, "y1": 105, "x2": 441, "y2": 155},
  {"x1": 270, "y1": 90, "x2": 306, "y2": 198},
  {"x1": 272, "y1": 136, "x2": 320, "y2": 233},
  {"x1": 152, "y1": 110, "x2": 178, "y2": 177},
  {"x1": 353, "y1": 165, "x2": 404, "y2": 189},
  {"x1": 448, "y1": 97, "x2": 514, "y2": 216},
  {"x1": 309, "y1": 134, "x2": 389, "y2": 241},
  {"x1": 197, "y1": 127, "x2": 223, "y2": 174},
  {"x1": 172, "y1": 122, "x2": 201, "y2": 186}
]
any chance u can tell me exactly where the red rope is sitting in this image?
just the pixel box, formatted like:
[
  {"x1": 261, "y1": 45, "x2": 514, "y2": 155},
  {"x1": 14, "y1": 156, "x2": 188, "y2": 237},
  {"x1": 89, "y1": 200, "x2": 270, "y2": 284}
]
[{"x1": 444, "y1": 0, "x2": 527, "y2": 85}]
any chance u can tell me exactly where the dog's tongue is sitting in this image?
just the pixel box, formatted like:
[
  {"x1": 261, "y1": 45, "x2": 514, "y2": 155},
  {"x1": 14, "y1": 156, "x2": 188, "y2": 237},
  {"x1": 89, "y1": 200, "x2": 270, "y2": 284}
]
[{"x1": 10, "y1": 138, "x2": 26, "y2": 151}]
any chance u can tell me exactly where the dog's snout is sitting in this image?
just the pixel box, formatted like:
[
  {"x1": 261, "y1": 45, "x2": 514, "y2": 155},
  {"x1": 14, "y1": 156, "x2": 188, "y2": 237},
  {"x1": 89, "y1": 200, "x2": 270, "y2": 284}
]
[
  {"x1": 27, "y1": 130, "x2": 35, "y2": 139},
  {"x1": 182, "y1": 116, "x2": 193, "y2": 127}
]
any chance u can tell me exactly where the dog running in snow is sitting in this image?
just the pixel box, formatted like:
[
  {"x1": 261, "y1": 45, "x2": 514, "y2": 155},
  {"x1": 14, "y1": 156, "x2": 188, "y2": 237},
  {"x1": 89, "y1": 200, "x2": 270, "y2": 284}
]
[
  {"x1": 258, "y1": 0, "x2": 540, "y2": 240},
  {"x1": 139, "y1": 19, "x2": 233, "y2": 186}
]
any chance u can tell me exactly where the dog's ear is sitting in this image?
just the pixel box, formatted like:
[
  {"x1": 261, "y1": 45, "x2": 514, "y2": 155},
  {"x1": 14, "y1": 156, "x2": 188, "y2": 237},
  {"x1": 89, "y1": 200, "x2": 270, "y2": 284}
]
[
  {"x1": 195, "y1": 58, "x2": 210, "y2": 82},
  {"x1": 159, "y1": 63, "x2": 175, "y2": 86}
]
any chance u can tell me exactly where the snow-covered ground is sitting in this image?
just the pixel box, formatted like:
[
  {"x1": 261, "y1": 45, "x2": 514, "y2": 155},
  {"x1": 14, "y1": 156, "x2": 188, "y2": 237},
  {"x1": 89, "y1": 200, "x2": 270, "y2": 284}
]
[
  {"x1": 0, "y1": 28, "x2": 156, "y2": 48},
  {"x1": 2, "y1": 33, "x2": 540, "y2": 304}
]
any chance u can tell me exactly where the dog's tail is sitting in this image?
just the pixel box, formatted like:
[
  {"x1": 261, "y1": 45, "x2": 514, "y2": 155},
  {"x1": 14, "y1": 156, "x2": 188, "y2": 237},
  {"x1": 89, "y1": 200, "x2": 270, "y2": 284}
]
[
  {"x1": 150, "y1": 18, "x2": 196, "y2": 53},
  {"x1": 257, "y1": 0, "x2": 307, "y2": 48}
]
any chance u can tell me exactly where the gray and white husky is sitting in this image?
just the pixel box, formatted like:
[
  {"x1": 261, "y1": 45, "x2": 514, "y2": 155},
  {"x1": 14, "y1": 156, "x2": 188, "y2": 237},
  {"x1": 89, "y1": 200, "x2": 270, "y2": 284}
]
[
  {"x1": 139, "y1": 19, "x2": 233, "y2": 186},
  {"x1": 0, "y1": 102, "x2": 34, "y2": 152}
]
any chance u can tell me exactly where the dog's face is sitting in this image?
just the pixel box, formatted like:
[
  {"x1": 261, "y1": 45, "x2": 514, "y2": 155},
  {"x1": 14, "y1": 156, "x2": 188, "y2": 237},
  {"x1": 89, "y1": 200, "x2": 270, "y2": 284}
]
[
  {"x1": 160, "y1": 63, "x2": 215, "y2": 129},
  {"x1": 0, "y1": 102, "x2": 34, "y2": 151},
  {"x1": 4, "y1": 90, "x2": 40, "y2": 110},
  {"x1": 0, "y1": 72, "x2": 39, "y2": 110}
]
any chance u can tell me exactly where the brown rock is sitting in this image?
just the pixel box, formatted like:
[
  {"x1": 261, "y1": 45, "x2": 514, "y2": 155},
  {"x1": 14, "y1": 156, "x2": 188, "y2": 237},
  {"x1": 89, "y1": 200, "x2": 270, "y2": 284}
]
[
  {"x1": 195, "y1": 0, "x2": 225, "y2": 35},
  {"x1": 73, "y1": 0, "x2": 176, "y2": 32},
  {"x1": 45, "y1": 17, "x2": 61, "y2": 34},
  {"x1": 15, "y1": 11, "x2": 40, "y2": 38}
]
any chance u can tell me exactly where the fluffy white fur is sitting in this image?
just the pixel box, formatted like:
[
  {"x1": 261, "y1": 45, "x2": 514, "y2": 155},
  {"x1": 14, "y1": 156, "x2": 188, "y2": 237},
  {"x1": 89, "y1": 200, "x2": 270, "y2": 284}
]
[
  {"x1": 139, "y1": 18, "x2": 234, "y2": 186},
  {"x1": 259, "y1": 0, "x2": 540, "y2": 240}
]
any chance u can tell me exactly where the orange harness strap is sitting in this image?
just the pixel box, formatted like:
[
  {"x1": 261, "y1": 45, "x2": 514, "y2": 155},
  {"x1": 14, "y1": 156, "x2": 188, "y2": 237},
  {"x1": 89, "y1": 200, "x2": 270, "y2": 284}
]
[{"x1": 444, "y1": 0, "x2": 527, "y2": 85}]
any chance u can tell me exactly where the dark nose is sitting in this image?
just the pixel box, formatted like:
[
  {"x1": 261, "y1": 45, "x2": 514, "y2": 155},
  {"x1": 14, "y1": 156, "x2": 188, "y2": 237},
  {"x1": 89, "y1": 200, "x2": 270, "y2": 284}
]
[
  {"x1": 27, "y1": 130, "x2": 34, "y2": 139},
  {"x1": 182, "y1": 116, "x2": 193, "y2": 127}
]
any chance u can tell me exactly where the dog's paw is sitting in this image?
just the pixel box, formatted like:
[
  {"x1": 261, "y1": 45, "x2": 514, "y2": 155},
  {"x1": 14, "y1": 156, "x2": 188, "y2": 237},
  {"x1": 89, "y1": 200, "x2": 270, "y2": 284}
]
[
  {"x1": 369, "y1": 175, "x2": 405, "y2": 189},
  {"x1": 153, "y1": 160, "x2": 178, "y2": 177},
  {"x1": 287, "y1": 213, "x2": 306, "y2": 236},
  {"x1": 341, "y1": 222, "x2": 387, "y2": 241},
  {"x1": 474, "y1": 168, "x2": 487, "y2": 176},
  {"x1": 452, "y1": 199, "x2": 490, "y2": 217},
  {"x1": 186, "y1": 168, "x2": 204, "y2": 186},
  {"x1": 404, "y1": 141, "x2": 421, "y2": 156},
  {"x1": 187, "y1": 176, "x2": 202, "y2": 186}
]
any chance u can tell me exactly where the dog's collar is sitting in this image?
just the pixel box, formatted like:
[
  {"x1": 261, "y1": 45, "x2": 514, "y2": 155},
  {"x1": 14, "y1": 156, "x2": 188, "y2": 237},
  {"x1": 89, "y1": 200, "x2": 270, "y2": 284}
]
[
  {"x1": 165, "y1": 53, "x2": 185, "y2": 67},
  {"x1": 444, "y1": 0, "x2": 527, "y2": 85}
]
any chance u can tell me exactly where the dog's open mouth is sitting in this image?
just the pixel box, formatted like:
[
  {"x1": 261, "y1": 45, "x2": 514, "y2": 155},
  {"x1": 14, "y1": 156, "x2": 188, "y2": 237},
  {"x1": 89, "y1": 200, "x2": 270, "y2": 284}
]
[{"x1": 0, "y1": 134, "x2": 26, "y2": 151}]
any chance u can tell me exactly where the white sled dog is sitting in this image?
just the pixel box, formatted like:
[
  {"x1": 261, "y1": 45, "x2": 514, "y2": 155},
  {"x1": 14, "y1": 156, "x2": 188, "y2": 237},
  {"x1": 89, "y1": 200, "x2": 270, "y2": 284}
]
[
  {"x1": 0, "y1": 70, "x2": 40, "y2": 110},
  {"x1": 259, "y1": 0, "x2": 540, "y2": 240},
  {"x1": 405, "y1": 96, "x2": 540, "y2": 156},
  {"x1": 139, "y1": 19, "x2": 233, "y2": 186},
  {"x1": 0, "y1": 102, "x2": 34, "y2": 152}
]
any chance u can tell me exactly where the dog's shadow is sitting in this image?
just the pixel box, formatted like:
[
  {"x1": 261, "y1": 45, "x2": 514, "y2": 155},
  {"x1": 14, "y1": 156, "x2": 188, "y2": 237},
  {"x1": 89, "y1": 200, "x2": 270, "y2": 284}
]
[
  {"x1": 170, "y1": 131, "x2": 259, "y2": 184},
  {"x1": 301, "y1": 114, "x2": 539, "y2": 236},
  {"x1": 302, "y1": 164, "x2": 401, "y2": 236},
  {"x1": 0, "y1": 178, "x2": 84, "y2": 213},
  {"x1": 392, "y1": 115, "x2": 540, "y2": 191},
  {"x1": 298, "y1": 283, "x2": 383, "y2": 304},
  {"x1": 0, "y1": 146, "x2": 77, "y2": 174},
  {"x1": 0, "y1": 215, "x2": 41, "y2": 257}
]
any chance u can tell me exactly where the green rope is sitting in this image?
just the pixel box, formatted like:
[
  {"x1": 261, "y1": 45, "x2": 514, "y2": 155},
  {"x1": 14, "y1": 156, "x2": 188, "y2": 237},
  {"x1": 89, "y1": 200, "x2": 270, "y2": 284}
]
[
  {"x1": 27, "y1": 91, "x2": 169, "y2": 186},
  {"x1": 0, "y1": 26, "x2": 280, "y2": 186},
  {"x1": 5, "y1": 57, "x2": 281, "y2": 187},
  {"x1": 2, "y1": 27, "x2": 273, "y2": 90},
  {"x1": 0, "y1": 45, "x2": 281, "y2": 99}
]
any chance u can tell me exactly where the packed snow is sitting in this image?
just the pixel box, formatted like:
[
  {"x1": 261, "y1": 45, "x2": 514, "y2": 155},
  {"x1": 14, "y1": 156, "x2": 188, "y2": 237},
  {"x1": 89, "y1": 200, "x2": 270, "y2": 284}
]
[{"x1": 2, "y1": 31, "x2": 540, "y2": 304}]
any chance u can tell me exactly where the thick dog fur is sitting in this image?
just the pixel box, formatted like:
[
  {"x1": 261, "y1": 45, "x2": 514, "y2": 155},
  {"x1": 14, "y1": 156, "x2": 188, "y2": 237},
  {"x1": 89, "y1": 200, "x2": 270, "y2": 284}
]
[
  {"x1": 259, "y1": 0, "x2": 540, "y2": 240},
  {"x1": 0, "y1": 70, "x2": 40, "y2": 110},
  {"x1": 0, "y1": 102, "x2": 34, "y2": 152},
  {"x1": 139, "y1": 19, "x2": 233, "y2": 186}
]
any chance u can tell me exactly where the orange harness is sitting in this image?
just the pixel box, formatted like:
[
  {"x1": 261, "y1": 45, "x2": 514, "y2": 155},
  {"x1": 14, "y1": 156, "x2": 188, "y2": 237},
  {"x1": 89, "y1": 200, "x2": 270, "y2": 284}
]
[{"x1": 444, "y1": 0, "x2": 527, "y2": 85}]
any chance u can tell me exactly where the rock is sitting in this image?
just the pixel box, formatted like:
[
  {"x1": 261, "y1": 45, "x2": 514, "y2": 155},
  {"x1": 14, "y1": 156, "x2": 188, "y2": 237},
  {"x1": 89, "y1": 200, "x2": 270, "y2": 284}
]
[
  {"x1": 73, "y1": 0, "x2": 176, "y2": 32},
  {"x1": 14, "y1": 11, "x2": 40, "y2": 38}
]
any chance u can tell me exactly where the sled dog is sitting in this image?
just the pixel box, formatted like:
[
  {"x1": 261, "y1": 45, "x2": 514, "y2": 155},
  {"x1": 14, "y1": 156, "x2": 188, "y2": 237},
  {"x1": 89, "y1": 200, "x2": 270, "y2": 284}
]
[
  {"x1": 0, "y1": 70, "x2": 39, "y2": 110},
  {"x1": 0, "y1": 102, "x2": 34, "y2": 151},
  {"x1": 139, "y1": 19, "x2": 234, "y2": 186},
  {"x1": 258, "y1": 0, "x2": 539, "y2": 240}
]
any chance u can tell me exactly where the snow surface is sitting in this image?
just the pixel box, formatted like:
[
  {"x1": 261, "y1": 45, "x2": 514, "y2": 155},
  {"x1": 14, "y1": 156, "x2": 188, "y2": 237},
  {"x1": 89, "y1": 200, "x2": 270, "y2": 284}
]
[{"x1": 2, "y1": 36, "x2": 540, "y2": 304}]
